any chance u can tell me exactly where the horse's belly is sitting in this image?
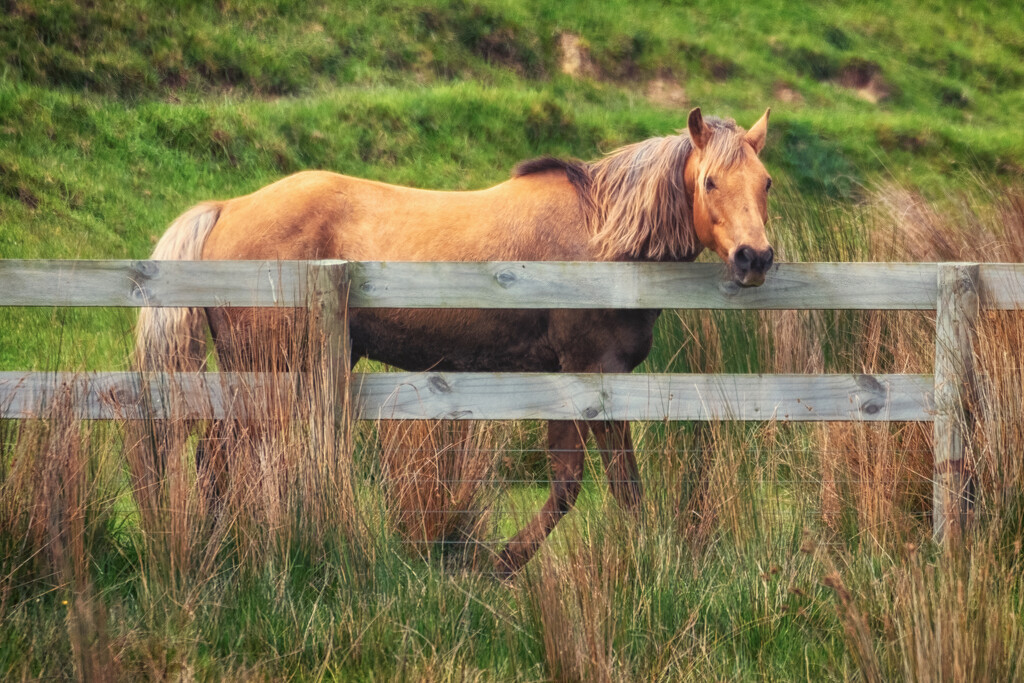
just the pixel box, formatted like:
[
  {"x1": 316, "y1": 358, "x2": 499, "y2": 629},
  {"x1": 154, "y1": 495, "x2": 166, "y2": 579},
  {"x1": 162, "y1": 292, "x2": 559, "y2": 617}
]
[{"x1": 350, "y1": 309, "x2": 560, "y2": 372}]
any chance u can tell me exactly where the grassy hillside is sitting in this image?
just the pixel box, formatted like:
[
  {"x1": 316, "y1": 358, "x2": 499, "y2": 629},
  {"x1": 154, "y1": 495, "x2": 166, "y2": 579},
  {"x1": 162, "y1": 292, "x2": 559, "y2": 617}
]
[{"x1": 2, "y1": 1, "x2": 1024, "y2": 680}]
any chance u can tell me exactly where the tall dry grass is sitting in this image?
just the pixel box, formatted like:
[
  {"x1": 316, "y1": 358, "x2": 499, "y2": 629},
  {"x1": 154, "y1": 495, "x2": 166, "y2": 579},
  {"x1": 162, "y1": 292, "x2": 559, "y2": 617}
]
[
  {"x1": 125, "y1": 299, "x2": 366, "y2": 594},
  {"x1": 822, "y1": 538, "x2": 1024, "y2": 682},
  {"x1": 802, "y1": 178, "x2": 1024, "y2": 679},
  {"x1": 522, "y1": 528, "x2": 623, "y2": 683},
  {"x1": 737, "y1": 178, "x2": 1024, "y2": 551},
  {"x1": 0, "y1": 293, "x2": 371, "y2": 677},
  {"x1": 376, "y1": 419, "x2": 499, "y2": 556},
  {"x1": 0, "y1": 386, "x2": 118, "y2": 680},
  {"x1": 874, "y1": 181, "x2": 1024, "y2": 530}
]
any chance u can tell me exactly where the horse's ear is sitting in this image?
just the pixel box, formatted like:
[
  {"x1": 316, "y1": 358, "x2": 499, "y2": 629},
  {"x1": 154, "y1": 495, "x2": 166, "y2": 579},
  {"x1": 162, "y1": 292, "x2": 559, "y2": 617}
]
[
  {"x1": 744, "y1": 107, "x2": 771, "y2": 155},
  {"x1": 687, "y1": 107, "x2": 712, "y2": 150}
]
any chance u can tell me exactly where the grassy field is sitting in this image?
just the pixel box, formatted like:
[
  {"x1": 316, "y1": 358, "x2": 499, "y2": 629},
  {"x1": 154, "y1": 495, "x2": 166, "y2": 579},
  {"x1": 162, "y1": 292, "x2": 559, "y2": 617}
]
[{"x1": 3, "y1": 0, "x2": 1024, "y2": 679}]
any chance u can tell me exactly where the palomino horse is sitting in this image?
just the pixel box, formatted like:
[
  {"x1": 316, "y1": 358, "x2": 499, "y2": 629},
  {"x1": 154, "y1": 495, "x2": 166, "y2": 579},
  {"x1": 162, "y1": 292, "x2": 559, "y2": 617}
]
[{"x1": 136, "y1": 107, "x2": 775, "y2": 574}]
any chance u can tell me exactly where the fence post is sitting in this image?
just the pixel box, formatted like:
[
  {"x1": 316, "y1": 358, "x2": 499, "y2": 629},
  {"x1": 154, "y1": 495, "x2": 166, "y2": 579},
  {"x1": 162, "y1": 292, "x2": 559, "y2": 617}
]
[
  {"x1": 308, "y1": 261, "x2": 351, "y2": 434},
  {"x1": 933, "y1": 263, "x2": 980, "y2": 541}
]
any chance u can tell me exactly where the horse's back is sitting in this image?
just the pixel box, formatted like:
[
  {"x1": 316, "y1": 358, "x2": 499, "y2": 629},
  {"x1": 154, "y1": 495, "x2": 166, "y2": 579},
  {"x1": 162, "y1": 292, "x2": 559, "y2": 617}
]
[{"x1": 202, "y1": 169, "x2": 590, "y2": 262}]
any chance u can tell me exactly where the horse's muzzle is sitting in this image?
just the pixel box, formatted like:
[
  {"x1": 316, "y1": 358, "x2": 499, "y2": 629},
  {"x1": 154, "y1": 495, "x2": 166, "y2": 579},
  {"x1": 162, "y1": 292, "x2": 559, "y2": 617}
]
[{"x1": 730, "y1": 245, "x2": 774, "y2": 287}]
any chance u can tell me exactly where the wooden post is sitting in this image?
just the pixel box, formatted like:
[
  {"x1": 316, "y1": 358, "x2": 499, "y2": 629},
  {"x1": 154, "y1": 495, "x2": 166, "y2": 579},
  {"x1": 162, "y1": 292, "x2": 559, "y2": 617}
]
[
  {"x1": 307, "y1": 261, "x2": 351, "y2": 435},
  {"x1": 933, "y1": 263, "x2": 980, "y2": 541}
]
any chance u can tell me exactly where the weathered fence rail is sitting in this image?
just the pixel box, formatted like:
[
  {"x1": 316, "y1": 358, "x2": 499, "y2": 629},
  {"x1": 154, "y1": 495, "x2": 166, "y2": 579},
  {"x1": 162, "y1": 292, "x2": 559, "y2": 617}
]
[
  {"x1": 4, "y1": 259, "x2": 1022, "y2": 309},
  {"x1": 2, "y1": 258, "x2": 1023, "y2": 537},
  {"x1": 0, "y1": 371, "x2": 935, "y2": 422}
]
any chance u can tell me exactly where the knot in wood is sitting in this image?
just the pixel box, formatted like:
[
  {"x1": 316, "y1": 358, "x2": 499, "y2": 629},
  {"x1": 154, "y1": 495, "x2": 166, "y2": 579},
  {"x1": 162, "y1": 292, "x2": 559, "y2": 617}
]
[
  {"x1": 129, "y1": 261, "x2": 157, "y2": 303},
  {"x1": 428, "y1": 375, "x2": 452, "y2": 394},
  {"x1": 860, "y1": 399, "x2": 883, "y2": 416},
  {"x1": 495, "y1": 269, "x2": 518, "y2": 289}
]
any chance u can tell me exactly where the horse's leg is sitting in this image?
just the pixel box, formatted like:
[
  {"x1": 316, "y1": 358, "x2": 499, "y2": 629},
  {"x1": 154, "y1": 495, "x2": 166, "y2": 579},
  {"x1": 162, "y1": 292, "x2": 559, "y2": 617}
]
[
  {"x1": 496, "y1": 420, "x2": 586, "y2": 576},
  {"x1": 590, "y1": 420, "x2": 642, "y2": 511}
]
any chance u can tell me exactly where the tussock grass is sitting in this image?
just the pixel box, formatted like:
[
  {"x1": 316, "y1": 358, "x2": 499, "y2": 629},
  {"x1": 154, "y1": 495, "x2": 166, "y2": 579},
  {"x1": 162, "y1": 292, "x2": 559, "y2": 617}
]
[{"x1": 377, "y1": 419, "x2": 499, "y2": 554}]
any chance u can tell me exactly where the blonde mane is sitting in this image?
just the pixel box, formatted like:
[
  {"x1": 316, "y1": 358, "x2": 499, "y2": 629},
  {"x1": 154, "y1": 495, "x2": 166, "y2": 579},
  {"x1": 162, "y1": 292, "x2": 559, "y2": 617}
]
[{"x1": 586, "y1": 116, "x2": 744, "y2": 261}]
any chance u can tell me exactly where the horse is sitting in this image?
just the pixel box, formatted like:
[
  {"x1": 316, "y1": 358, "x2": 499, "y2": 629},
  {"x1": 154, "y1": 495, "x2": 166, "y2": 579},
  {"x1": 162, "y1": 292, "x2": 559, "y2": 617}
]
[{"x1": 135, "y1": 106, "x2": 775, "y2": 574}]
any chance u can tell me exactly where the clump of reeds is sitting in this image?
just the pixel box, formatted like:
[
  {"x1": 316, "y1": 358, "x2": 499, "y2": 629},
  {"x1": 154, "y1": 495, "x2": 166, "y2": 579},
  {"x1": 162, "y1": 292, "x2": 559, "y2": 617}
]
[
  {"x1": 376, "y1": 418, "x2": 499, "y2": 561},
  {"x1": 0, "y1": 385, "x2": 118, "y2": 681},
  {"x1": 822, "y1": 541, "x2": 1024, "y2": 681},
  {"x1": 118, "y1": 286, "x2": 368, "y2": 671},
  {"x1": 521, "y1": 522, "x2": 624, "y2": 683},
  {"x1": 127, "y1": 298, "x2": 365, "y2": 579}
]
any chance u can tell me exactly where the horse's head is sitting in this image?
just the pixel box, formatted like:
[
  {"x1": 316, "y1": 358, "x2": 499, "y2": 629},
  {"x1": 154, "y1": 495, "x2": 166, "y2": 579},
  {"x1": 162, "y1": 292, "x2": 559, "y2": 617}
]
[{"x1": 686, "y1": 107, "x2": 774, "y2": 287}]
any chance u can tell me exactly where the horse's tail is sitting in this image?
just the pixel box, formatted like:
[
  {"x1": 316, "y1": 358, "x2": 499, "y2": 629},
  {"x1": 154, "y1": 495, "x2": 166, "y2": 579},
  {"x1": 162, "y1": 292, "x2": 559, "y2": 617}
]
[{"x1": 135, "y1": 202, "x2": 222, "y2": 371}]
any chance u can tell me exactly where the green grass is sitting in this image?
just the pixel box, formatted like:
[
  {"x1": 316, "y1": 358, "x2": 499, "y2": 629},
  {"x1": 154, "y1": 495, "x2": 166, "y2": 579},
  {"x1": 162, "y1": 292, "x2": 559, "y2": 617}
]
[{"x1": 2, "y1": 0, "x2": 1024, "y2": 679}]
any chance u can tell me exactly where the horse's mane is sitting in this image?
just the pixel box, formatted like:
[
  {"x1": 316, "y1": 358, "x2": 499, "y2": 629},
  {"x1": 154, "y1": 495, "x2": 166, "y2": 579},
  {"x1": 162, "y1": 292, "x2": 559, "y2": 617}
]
[
  {"x1": 513, "y1": 117, "x2": 745, "y2": 261},
  {"x1": 512, "y1": 156, "x2": 591, "y2": 191}
]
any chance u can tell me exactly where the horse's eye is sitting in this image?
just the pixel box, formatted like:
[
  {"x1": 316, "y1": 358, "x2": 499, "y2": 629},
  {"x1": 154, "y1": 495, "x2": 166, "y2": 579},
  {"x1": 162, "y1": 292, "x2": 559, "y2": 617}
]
[
  {"x1": 765, "y1": 177, "x2": 773, "y2": 192},
  {"x1": 704, "y1": 176, "x2": 716, "y2": 192}
]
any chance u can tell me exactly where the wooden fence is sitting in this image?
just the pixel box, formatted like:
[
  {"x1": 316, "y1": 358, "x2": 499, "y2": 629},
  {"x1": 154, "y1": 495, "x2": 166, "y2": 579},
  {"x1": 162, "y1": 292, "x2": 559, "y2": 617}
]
[{"x1": 3, "y1": 259, "x2": 1023, "y2": 537}]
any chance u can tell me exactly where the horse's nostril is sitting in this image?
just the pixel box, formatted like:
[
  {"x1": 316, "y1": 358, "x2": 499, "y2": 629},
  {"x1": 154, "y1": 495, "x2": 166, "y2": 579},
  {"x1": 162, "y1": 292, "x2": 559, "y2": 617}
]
[
  {"x1": 763, "y1": 247, "x2": 775, "y2": 270},
  {"x1": 734, "y1": 246, "x2": 755, "y2": 271}
]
